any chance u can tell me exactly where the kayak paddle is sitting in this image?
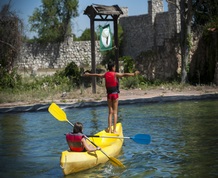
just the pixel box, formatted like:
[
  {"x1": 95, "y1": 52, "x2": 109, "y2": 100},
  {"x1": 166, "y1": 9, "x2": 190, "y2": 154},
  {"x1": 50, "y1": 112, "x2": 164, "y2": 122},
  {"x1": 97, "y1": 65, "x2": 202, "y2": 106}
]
[
  {"x1": 48, "y1": 102, "x2": 125, "y2": 168},
  {"x1": 48, "y1": 102, "x2": 74, "y2": 127},
  {"x1": 87, "y1": 134, "x2": 151, "y2": 144}
]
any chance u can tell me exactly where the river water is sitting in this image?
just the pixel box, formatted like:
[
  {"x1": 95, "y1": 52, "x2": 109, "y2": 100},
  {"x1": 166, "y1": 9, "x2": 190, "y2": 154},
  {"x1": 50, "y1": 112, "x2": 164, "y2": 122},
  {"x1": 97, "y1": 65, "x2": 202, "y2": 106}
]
[{"x1": 0, "y1": 100, "x2": 217, "y2": 178}]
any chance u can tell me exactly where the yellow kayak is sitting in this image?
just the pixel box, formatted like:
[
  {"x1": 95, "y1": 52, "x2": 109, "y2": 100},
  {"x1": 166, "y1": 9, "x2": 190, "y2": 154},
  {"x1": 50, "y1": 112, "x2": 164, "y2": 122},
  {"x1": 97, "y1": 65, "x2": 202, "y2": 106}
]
[{"x1": 60, "y1": 123, "x2": 124, "y2": 175}]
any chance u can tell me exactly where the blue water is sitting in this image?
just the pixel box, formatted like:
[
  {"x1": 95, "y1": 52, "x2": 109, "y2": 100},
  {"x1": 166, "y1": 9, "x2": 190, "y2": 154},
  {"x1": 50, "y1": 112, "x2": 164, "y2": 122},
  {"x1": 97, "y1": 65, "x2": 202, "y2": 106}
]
[{"x1": 0, "y1": 100, "x2": 218, "y2": 178}]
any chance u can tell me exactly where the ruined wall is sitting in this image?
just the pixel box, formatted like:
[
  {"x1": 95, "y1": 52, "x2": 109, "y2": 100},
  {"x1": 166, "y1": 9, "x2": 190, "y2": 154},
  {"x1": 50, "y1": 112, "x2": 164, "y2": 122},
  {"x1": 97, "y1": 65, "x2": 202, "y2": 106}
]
[
  {"x1": 119, "y1": 14, "x2": 153, "y2": 58},
  {"x1": 119, "y1": 0, "x2": 180, "y2": 80},
  {"x1": 17, "y1": 38, "x2": 102, "y2": 71},
  {"x1": 119, "y1": 0, "x2": 180, "y2": 59},
  {"x1": 17, "y1": 0, "x2": 181, "y2": 81}
]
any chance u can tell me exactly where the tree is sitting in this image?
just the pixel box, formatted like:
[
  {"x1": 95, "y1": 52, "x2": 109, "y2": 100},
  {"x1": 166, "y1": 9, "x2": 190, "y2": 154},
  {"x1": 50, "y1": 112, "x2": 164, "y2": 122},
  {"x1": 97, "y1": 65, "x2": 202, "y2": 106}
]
[
  {"x1": 190, "y1": 0, "x2": 218, "y2": 84},
  {"x1": 166, "y1": 0, "x2": 194, "y2": 83},
  {"x1": 78, "y1": 28, "x2": 92, "y2": 41},
  {"x1": 167, "y1": 0, "x2": 218, "y2": 83},
  {"x1": 193, "y1": 0, "x2": 218, "y2": 26},
  {"x1": 75, "y1": 28, "x2": 98, "y2": 41},
  {"x1": 0, "y1": 1, "x2": 23, "y2": 88},
  {"x1": 180, "y1": 0, "x2": 193, "y2": 83},
  {"x1": 29, "y1": 0, "x2": 79, "y2": 43}
]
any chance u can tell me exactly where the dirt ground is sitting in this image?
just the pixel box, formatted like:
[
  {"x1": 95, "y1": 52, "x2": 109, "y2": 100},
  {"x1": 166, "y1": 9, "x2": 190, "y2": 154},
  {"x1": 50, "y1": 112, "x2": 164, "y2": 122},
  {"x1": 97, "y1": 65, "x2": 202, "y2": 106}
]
[
  {"x1": 119, "y1": 85, "x2": 218, "y2": 100},
  {"x1": 0, "y1": 85, "x2": 217, "y2": 108}
]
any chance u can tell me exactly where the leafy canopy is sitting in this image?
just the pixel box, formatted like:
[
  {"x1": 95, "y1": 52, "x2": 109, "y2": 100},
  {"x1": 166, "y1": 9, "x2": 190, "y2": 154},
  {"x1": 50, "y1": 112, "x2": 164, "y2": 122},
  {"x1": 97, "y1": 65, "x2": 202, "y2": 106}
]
[
  {"x1": 29, "y1": 0, "x2": 79, "y2": 43},
  {"x1": 193, "y1": 0, "x2": 218, "y2": 26}
]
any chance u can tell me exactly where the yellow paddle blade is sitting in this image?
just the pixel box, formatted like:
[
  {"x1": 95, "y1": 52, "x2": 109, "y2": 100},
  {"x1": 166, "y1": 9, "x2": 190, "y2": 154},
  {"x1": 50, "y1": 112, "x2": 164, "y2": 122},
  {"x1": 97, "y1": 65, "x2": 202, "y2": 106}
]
[
  {"x1": 48, "y1": 103, "x2": 67, "y2": 122},
  {"x1": 109, "y1": 157, "x2": 125, "y2": 168}
]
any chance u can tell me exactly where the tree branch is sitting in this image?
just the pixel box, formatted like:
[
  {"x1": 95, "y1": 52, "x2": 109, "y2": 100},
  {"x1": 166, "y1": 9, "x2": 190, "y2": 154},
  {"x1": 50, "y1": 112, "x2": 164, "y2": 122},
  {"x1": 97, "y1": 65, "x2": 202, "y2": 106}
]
[
  {"x1": 166, "y1": 0, "x2": 181, "y2": 12},
  {"x1": 0, "y1": 40, "x2": 16, "y2": 51}
]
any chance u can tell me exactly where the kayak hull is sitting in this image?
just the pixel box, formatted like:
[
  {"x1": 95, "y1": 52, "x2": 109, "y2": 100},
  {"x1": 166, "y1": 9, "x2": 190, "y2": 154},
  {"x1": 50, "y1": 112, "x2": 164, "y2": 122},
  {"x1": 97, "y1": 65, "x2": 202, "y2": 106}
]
[{"x1": 60, "y1": 123, "x2": 124, "y2": 175}]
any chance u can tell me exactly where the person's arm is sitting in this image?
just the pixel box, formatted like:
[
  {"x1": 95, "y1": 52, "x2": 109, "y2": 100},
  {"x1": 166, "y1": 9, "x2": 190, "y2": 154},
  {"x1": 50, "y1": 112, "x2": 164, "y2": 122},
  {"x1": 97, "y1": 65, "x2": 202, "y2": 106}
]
[
  {"x1": 116, "y1": 71, "x2": 140, "y2": 78},
  {"x1": 84, "y1": 72, "x2": 104, "y2": 78},
  {"x1": 81, "y1": 138, "x2": 101, "y2": 152}
]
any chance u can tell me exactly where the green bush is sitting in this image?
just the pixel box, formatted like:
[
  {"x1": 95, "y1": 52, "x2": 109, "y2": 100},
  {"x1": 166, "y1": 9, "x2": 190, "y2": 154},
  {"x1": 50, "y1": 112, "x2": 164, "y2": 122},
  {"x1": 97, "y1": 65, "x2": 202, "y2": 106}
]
[
  {"x1": 60, "y1": 61, "x2": 81, "y2": 87},
  {"x1": 120, "y1": 56, "x2": 135, "y2": 73},
  {"x1": 0, "y1": 68, "x2": 22, "y2": 90},
  {"x1": 120, "y1": 76, "x2": 139, "y2": 89}
]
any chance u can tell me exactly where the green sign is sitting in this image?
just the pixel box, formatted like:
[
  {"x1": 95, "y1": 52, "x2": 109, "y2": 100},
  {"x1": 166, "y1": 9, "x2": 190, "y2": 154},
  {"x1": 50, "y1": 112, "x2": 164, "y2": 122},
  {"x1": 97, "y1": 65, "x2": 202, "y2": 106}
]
[{"x1": 99, "y1": 24, "x2": 112, "y2": 51}]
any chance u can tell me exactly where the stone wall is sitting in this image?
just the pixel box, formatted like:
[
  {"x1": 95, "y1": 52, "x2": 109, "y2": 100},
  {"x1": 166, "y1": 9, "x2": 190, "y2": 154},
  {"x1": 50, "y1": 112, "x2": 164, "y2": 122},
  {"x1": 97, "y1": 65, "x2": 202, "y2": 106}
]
[
  {"x1": 135, "y1": 38, "x2": 179, "y2": 81},
  {"x1": 119, "y1": 0, "x2": 180, "y2": 59},
  {"x1": 15, "y1": 0, "x2": 216, "y2": 83},
  {"x1": 17, "y1": 0, "x2": 181, "y2": 81},
  {"x1": 17, "y1": 38, "x2": 102, "y2": 71},
  {"x1": 119, "y1": 0, "x2": 180, "y2": 80},
  {"x1": 120, "y1": 14, "x2": 153, "y2": 58}
]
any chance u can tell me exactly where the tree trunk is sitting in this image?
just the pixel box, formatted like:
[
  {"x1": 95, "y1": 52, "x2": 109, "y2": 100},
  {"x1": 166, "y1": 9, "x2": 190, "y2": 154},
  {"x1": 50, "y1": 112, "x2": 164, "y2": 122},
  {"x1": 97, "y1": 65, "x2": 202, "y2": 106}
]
[{"x1": 180, "y1": 0, "x2": 192, "y2": 83}]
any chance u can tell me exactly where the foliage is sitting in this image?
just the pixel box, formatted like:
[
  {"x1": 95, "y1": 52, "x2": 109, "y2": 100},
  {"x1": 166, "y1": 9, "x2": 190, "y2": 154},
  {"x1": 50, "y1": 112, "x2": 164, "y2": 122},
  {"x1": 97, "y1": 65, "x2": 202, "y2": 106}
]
[
  {"x1": 118, "y1": 56, "x2": 140, "y2": 89},
  {"x1": 0, "y1": 60, "x2": 82, "y2": 94},
  {"x1": 74, "y1": 28, "x2": 98, "y2": 41},
  {"x1": 29, "y1": 0, "x2": 79, "y2": 43},
  {"x1": 119, "y1": 56, "x2": 135, "y2": 73},
  {"x1": 203, "y1": 16, "x2": 218, "y2": 38},
  {"x1": 193, "y1": 0, "x2": 218, "y2": 27},
  {"x1": 0, "y1": 68, "x2": 22, "y2": 90},
  {"x1": 120, "y1": 77, "x2": 139, "y2": 89},
  {"x1": 0, "y1": 2, "x2": 23, "y2": 74},
  {"x1": 59, "y1": 61, "x2": 81, "y2": 86},
  {"x1": 0, "y1": 72, "x2": 71, "y2": 103},
  {"x1": 121, "y1": 74, "x2": 154, "y2": 89},
  {"x1": 187, "y1": 1, "x2": 218, "y2": 85},
  {"x1": 0, "y1": 69, "x2": 69, "y2": 91}
]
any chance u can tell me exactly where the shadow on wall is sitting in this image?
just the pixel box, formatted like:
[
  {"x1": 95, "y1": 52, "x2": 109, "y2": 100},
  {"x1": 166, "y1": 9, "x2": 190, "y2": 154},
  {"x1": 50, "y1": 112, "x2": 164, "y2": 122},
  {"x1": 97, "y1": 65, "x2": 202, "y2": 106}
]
[
  {"x1": 135, "y1": 39, "x2": 179, "y2": 81},
  {"x1": 189, "y1": 31, "x2": 218, "y2": 85},
  {"x1": 27, "y1": 42, "x2": 61, "y2": 68}
]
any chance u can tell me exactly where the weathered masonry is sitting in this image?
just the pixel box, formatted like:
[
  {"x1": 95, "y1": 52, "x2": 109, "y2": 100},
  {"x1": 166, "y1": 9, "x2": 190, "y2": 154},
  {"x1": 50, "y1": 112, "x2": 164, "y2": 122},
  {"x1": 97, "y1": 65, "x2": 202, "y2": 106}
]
[
  {"x1": 119, "y1": 0, "x2": 180, "y2": 59},
  {"x1": 18, "y1": 0, "x2": 181, "y2": 81}
]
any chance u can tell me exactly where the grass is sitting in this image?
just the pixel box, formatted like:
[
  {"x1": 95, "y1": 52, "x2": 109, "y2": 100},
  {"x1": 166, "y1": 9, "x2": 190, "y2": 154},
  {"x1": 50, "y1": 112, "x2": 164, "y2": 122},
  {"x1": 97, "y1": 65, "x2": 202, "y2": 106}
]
[
  {"x1": 0, "y1": 75, "x2": 217, "y2": 104},
  {"x1": 0, "y1": 84, "x2": 209, "y2": 104},
  {"x1": 0, "y1": 85, "x2": 106, "y2": 104}
]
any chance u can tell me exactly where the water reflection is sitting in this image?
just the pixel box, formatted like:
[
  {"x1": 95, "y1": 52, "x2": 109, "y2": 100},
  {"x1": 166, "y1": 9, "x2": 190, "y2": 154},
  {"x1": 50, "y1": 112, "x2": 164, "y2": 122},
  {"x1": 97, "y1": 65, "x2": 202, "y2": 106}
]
[{"x1": 0, "y1": 100, "x2": 217, "y2": 177}]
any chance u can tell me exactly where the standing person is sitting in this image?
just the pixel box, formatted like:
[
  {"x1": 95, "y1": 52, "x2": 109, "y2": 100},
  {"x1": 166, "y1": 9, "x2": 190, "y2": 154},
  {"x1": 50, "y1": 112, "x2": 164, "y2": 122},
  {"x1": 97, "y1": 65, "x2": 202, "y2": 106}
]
[
  {"x1": 84, "y1": 61, "x2": 139, "y2": 133},
  {"x1": 66, "y1": 122, "x2": 101, "y2": 152}
]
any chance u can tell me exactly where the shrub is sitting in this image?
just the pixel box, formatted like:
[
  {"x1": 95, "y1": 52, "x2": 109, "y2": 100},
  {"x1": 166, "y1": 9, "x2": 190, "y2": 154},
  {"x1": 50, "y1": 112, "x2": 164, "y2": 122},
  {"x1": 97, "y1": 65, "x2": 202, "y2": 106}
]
[
  {"x1": 120, "y1": 77, "x2": 139, "y2": 89},
  {"x1": 0, "y1": 68, "x2": 22, "y2": 90},
  {"x1": 120, "y1": 56, "x2": 135, "y2": 73},
  {"x1": 60, "y1": 61, "x2": 81, "y2": 87}
]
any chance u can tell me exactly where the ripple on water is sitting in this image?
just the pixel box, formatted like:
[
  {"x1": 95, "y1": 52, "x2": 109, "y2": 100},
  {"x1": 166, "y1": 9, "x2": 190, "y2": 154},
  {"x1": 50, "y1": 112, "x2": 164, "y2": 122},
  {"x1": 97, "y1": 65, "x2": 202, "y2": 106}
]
[{"x1": 0, "y1": 100, "x2": 218, "y2": 177}]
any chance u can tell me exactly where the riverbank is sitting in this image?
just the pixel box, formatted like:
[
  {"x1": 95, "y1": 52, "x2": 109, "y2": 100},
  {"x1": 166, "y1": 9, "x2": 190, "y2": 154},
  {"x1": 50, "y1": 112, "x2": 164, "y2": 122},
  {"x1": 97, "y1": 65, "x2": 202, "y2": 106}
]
[{"x1": 0, "y1": 85, "x2": 217, "y2": 113}]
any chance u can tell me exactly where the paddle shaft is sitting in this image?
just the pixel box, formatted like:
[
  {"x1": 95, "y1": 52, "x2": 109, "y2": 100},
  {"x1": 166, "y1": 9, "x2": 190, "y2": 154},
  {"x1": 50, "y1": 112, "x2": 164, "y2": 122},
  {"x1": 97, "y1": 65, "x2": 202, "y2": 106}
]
[
  {"x1": 87, "y1": 134, "x2": 151, "y2": 145},
  {"x1": 83, "y1": 135, "x2": 110, "y2": 159},
  {"x1": 67, "y1": 120, "x2": 74, "y2": 127},
  {"x1": 88, "y1": 135, "x2": 132, "y2": 139}
]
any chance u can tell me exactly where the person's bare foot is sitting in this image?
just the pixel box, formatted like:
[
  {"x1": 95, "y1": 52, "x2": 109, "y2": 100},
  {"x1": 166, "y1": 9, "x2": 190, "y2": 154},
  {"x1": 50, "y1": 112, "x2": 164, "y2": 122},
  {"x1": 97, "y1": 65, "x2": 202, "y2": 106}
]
[
  {"x1": 113, "y1": 130, "x2": 117, "y2": 134},
  {"x1": 105, "y1": 128, "x2": 112, "y2": 133}
]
